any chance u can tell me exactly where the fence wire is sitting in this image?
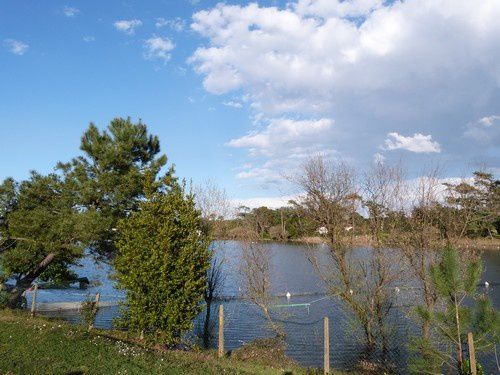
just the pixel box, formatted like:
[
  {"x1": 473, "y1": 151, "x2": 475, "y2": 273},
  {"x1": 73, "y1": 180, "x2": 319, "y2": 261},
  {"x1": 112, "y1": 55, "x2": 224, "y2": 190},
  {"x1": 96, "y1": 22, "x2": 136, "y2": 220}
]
[{"x1": 28, "y1": 283, "x2": 498, "y2": 374}]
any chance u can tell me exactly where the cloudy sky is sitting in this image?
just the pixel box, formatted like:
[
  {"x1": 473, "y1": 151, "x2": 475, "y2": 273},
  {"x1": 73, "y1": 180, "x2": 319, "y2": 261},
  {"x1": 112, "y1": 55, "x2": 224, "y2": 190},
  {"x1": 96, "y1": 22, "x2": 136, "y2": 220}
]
[{"x1": 1, "y1": 0, "x2": 499, "y2": 207}]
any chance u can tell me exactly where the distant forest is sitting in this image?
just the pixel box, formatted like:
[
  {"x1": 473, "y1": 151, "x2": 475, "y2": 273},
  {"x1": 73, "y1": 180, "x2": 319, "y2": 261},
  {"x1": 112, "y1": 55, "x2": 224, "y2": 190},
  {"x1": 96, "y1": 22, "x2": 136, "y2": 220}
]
[{"x1": 216, "y1": 171, "x2": 500, "y2": 243}]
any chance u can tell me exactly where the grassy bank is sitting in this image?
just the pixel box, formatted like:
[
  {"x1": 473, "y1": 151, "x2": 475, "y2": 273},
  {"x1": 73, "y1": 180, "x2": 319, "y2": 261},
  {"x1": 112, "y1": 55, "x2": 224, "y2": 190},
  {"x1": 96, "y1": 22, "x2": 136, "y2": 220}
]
[{"x1": 0, "y1": 309, "x2": 313, "y2": 375}]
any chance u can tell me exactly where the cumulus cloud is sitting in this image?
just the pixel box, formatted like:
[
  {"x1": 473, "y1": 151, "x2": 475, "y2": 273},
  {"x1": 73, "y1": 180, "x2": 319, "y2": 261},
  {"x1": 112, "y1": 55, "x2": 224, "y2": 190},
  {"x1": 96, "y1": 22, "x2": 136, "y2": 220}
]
[
  {"x1": 383, "y1": 132, "x2": 441, "y2": 153},
  {"x1": 464, "y1": 115, "x2": 500, "y2": 143},
  {"x1": 4, "y1": 39, "x2": 29, "y2": 55},
  {"x1": 189, "y1": 0, "x2": 500, "y2": 192},
  {"x1": 114, "y1": 19, "x2": 142, "y2": 35},
  {"x1": 63, "y1": 6, "x2": 80, "y2": 17},
  {"x1": 143, "y1": 36, "x2": 175, "y2": 62},
  {"x1": 228, "y1": 118, "x2": 334, "y2": 157}
]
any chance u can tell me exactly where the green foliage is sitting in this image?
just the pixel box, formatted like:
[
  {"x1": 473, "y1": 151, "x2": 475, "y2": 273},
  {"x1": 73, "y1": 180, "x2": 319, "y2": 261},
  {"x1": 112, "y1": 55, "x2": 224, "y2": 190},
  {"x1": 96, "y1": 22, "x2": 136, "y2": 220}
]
[
  {"x1": 114, "y1": 176, "x2": 210, "y2": 344},
  {"x1": 0, "y1": 117, "x2": 168, "y2": 307},
  {"x1": 407, "y1": 337, "x2": 443, "y2": 374},
  {"x1": 461, "y1": 359, "x2": 484, "y2": 375},
  {"x1": 80, "y1": 294, "x2": 100, "y2": 330},
  {"x1": 444, "y1": 172, "x2": 500, "y2": 238},
  {"x1": 0, "y1": 172, "x2": 85, "y2": 285},
  {"x1": 0, "y1": 291, "x2": 8, "y2": 308},
  {"x1": 411, "y1": 245, "x2": 498, "y2": 373},
  {"x1": 58, "y1": 117, "x2": 167, "y2": 257},
  {"x1": 429, "y1": 245, "x2": 482, "y2": 297}
]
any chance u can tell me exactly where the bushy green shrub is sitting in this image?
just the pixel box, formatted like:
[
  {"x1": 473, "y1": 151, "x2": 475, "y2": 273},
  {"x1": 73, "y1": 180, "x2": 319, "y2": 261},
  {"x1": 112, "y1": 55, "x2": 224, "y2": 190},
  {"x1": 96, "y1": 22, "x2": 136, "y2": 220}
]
[{"x1": 114, "y1": 176, "x2": 210, "y2": 344}]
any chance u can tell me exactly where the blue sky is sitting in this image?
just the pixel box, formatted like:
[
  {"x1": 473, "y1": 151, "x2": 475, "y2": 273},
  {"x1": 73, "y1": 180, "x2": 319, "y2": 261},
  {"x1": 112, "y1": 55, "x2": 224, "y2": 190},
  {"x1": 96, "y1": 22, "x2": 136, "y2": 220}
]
[{"x1": 1, "y1": 0, "x2": 499, "y2": 207}]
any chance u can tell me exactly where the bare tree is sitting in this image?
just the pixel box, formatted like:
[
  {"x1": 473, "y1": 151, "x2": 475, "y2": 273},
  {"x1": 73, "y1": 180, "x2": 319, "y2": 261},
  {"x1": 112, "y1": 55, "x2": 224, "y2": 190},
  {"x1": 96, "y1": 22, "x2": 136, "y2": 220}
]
[
  {"x1": 203, "y1": 252, "x2": 226, "y2": 348},
  {"x1": 240, "y1": 236, "x2": 283, "y2": 338},
  {"x1": 193, "y1": 180, "x2": 231, "y2": 347},
  {"x1": 293, "y1": 155, "x2": 401, "y2": 354},
  {"x1": 362, "y1": 160, "x2": 407, "y2": 247}
]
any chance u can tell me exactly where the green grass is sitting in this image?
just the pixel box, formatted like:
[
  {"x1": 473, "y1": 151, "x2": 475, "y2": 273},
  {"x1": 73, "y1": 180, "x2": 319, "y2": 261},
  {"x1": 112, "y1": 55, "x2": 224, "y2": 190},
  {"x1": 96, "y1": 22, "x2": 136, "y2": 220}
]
[{"x1": 0, "y1": 309, "x2": 311, "y2": 375}]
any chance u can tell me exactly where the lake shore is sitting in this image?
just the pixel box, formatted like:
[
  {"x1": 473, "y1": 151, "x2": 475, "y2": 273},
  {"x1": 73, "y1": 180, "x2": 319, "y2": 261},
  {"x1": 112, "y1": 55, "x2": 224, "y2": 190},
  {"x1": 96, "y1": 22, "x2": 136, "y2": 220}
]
[
  {"x1": 0, "y1": 309, "x2": 320, "y2": 375},
  {"x1": 293, "y1": 235, "x2": 500, "y2": 250}
]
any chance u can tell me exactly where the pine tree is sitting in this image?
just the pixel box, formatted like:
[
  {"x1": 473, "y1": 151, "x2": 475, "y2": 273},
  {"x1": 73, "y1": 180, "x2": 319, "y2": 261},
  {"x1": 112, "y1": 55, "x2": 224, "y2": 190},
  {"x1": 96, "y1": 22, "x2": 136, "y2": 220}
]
[
  {"x1": 0, "y1": 172, "x2": 89, "y2": 307},
  {"x1": 411, "y1": 245, "x2": 499, "y2": 373},
  {"x1": 58, "y1": 117, "x2": 167, "y2": 257}
]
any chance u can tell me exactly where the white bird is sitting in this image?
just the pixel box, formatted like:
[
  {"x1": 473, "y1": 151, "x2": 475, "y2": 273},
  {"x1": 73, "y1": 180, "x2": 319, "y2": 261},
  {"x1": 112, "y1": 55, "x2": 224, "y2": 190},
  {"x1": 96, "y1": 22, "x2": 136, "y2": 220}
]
[
  {"x1": 394, "y1": 287, "x2": 400, "y2": 294},
  {"x1": 349, "y1": 289, "x2": 354, "y2": 295},
  {"x1": 286, "y1": 292, "x2": 291, "y2": 300},
  {"x1": 484, "y1": 281, "x2": 490, "y2": 288}
]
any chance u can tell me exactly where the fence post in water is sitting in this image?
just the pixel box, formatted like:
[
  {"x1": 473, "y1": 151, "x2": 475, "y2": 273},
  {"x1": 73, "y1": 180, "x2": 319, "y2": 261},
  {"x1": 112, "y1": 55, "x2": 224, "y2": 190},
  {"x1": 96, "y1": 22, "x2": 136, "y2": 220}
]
[
  {"x1": 324, "y1": 316, "x2": 330, "y2": 374},
  {"x1": 218, "y1": 304, "x2": 224, "y2": 358},
  {"x1": 467, "y1": 332, "x2": 477, "y2": 375},
  {"x1": 30, "y1": 284, "x2": 38, "y2": 317}
]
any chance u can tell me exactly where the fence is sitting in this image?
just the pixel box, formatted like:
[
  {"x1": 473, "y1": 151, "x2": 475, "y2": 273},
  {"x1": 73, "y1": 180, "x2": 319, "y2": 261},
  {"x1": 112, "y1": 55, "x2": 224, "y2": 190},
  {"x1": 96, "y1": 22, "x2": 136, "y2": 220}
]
[{"x1": 25, "y1": 286, "x2": 497, "y2": 374}]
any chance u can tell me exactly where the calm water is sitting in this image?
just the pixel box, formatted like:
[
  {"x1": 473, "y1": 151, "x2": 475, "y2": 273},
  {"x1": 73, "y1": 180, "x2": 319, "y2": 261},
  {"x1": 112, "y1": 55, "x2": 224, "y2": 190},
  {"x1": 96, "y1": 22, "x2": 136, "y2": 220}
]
[{"x1": 30, "y1": 241, "x2": 500, "y2": 373}]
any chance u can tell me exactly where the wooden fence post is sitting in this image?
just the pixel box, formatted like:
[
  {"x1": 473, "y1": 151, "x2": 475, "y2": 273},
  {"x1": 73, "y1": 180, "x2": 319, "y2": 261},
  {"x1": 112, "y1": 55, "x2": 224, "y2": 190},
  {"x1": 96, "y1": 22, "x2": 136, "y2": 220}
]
[
  {"x1": 324, "y1": 316, "x2": 330, "y2": 374},
  {"x1": 89, "y1": 293, "x2": 100, "y2": 330},
  {"x1": 218, "y1": 305, "x2": 224, "y2": 358},
  {"x1": 30, "y1": 284, "x2": 38, "y2": 317},
  {"x1": 467, "y1": 332, "x2": 477, "y2": 375}
]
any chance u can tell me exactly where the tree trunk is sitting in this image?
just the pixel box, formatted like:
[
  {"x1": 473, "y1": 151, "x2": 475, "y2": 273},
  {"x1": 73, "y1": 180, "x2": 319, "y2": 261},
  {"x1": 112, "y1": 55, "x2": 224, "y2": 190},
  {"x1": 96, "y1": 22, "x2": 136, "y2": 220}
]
[{"x1": 7, "y1": 253, "x2": 55, "y2": 308}]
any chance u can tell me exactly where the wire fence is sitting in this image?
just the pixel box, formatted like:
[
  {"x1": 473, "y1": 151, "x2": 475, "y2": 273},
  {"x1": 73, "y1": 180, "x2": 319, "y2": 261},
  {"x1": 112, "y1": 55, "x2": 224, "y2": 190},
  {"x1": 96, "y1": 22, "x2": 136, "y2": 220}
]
[{"x1": 25, "y1": 283, "x2": 499, "y2": 374}]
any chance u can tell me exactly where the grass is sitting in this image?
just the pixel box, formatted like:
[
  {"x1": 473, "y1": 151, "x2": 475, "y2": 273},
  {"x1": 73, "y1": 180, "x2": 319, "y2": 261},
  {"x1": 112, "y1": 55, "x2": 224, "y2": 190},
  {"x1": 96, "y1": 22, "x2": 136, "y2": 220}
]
[{"x1": 0, "y1": 309, "x2": 318, "y2": 375}]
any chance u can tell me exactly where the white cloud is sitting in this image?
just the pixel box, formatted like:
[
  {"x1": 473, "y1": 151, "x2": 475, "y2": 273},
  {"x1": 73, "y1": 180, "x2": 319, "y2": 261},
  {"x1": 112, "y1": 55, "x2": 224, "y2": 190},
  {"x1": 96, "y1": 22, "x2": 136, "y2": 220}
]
[
  {"x1": 83, "y1": 36, "x2": 95, "y2": 43},
  {"x1": 223, "y1": 101, "x2": 243, "y2": 108},
  {"x1": 231, "y1": 195, "x2": 296, "y2": 209},
  {"x1": 383, "y1": 132, "x2": 441, "y2": 153},
  {"x1": 190, "y1": 0, "x2": 500, "y2": 185},
  {"x1": 156, "y1": 17, "x2": 186, "y2": 32},
  {"x1": 4, "y1": 39, "x2": 29, "y2": 55},
  {"x1": 114, "y1": 19, "x2": 142, "y2": 35},
  {"x1": 63, "y1": 6, "x2": 80, "y2": 17},
  {"x1": 464, "y1": 115, "x2": 500, "y2": 143},
  {"x1": 228, "y1": 118, "x2": 334, "y2": 157},
  {"x1": 143, "y1": 36, "x2": 175, "y2": 62}
]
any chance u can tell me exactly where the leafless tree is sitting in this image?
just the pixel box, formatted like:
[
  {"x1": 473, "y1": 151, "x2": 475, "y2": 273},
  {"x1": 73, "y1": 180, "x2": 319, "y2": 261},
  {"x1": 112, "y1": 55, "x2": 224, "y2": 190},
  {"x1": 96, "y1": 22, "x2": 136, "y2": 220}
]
[
  {"x1": 293, "y1": 155, "x2": 401, "y2": 353},
  {"x1": 203, "y1": 252, "x2": 226, "y2": 347},
  {"x1": 239, "y1": 227, "x2": 283, "y2": 338},
  {"x1": 362, "y1": 160, "x2": 407, "y2": 247},
  {"x1": 193, "y1": 180, "x2": 231, "y2": 347}
]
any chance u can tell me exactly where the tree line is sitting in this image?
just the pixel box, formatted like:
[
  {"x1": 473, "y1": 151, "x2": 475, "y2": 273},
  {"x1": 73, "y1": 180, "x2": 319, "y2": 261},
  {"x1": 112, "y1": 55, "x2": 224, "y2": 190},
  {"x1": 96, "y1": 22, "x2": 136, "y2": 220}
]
[{"x1": 219, "y1": 166, "x2": 499, "y2": 244}]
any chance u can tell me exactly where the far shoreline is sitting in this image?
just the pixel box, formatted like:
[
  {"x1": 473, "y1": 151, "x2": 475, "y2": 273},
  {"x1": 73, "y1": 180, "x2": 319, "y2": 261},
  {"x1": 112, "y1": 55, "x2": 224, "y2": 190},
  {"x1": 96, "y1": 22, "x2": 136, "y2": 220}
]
[{"x1": 215, "y1": 235, "x2": 500, "y2": 251}]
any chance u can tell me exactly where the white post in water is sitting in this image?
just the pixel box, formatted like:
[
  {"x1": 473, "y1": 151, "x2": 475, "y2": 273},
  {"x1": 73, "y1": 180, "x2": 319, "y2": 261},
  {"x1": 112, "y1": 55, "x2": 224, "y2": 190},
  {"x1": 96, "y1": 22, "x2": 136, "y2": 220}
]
[
  {"x1": 324, "y1": 316, "x2": 330, "y2": 374},
  {"x1": 218, "y1": 305, "x2": 224, "y2": 358},
  {"x1": 30, "y1": 284, "x2": 38, "y2": 317}
]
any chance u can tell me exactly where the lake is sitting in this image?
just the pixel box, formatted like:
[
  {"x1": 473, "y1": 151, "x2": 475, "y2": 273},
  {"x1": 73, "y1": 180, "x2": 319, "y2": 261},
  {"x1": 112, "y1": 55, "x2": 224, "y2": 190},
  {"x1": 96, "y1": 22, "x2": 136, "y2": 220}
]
[{"x1": 29, "y1": 241, "x2": 500, "y2": 373}]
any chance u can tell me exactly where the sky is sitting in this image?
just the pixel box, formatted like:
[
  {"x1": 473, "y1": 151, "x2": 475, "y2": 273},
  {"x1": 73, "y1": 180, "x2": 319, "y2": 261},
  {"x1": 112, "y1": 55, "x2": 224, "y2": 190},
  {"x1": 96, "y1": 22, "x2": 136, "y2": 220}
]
[{"x1": 1, "y1": 0, "x2": 499, "y2": 208}]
